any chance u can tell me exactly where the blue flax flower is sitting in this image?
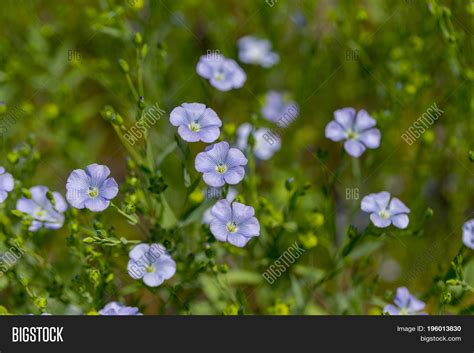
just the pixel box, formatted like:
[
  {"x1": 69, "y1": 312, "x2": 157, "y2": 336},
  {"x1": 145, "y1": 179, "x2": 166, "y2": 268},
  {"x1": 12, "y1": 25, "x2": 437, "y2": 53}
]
[
  {"x1": 325, "y1": 108, "x2": 381, "y2": 158},
  {"x1": 237, "y1": 36, "x2": 279, "y2": 68},
  {"x1": 170, "y1": 103, "x2": 222, "y2": 143},
  {"x1": 210, "y1": 199, "x2": 260, "y2": 247},
  {"x1": 0, "y1": 167, "x2": 14, "y2": 203},
  {"x1": 236, "y1": 123, "x2": 281, "y2": 160},
  {"x1": 16, "y1": 186, "x2": 67, "y2": 232},
  {"x1": 66, "y1": 164, "x2": 118, "y2": 212},
  {"x1": 361, "y1": 191, "x2": 410, "y2": 229},
  {"x1": 195, "y1": 141, "x2": 247, "y2": 188},
  {"x1": 99, "y1": 302, "x2": 142, "y2": 315},
  {"x1": 261, "y1": 91, "x2": 299, "y2": 124},
  {"x1": 462, "y1": 219, "x2": 474, "y2": 249},
  {"x1": 127, "y1": 243, "x2": 176, "y2": 287},
  {"x1": 196, "y1": 54, "x2": 246, "y2": 91},
  {"x1": 384, "y1": 287, "x2": 426, "y2": 315}
]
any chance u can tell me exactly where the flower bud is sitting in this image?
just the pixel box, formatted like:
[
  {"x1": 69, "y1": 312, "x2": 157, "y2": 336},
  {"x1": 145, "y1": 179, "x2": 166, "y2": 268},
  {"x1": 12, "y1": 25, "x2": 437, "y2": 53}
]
[
  {"x1": 21, "y1": 188, "x2": 32, "y2": 199},
  {"x1": 133, "y1": 32, "x2": 143, "y2": 45},
  {"x1": 118, "y1": 58, "x2": 130, "y2": 73}
]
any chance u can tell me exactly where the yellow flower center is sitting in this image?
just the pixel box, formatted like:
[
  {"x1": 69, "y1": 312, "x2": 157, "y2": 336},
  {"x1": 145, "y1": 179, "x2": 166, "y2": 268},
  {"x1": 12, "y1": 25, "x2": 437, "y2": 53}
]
[
  {"x1": 346, "y1": 129, "x2": 359, "y2": 140},
  {"x1": 379, "y1": 209, "x2": 391, "y2": 219},
  {"x1": 87, "y1": 187, "x2": 99, "y2": 198},
  {"x1": 216, "y1": 163, "x2": 228, "y2": 174},
  {"x1": 189, "y1": 121, "x2": 201, "y2": 132},
  {"x1": 226, "y1": 221, "x2": 238, "y2": 233}
]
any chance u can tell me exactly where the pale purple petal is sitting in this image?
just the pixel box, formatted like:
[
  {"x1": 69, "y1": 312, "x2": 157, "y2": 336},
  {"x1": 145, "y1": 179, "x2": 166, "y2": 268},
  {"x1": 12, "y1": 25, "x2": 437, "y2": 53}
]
[
  {"x1": 153, "y1": 258, "x2": 176, "y2": 280},
  {"x1": 0, "y1": 191, "x2": 8, "y2": 203},
  {"x1": 383, "y1": 304, "x2": 400, "y2": 315},
  {"x1": 200, "y1": 108, "x2": 222, "y2": 127},
  {"x1": 0, "y1": 172, "x2": 14, "y2": 192},
  {"x1": 181, "y1": 103, "x2": 206, "y2": 121},
  {"x1": 227, "y1": 233, "x2": 251, "y2": 247},
  {"x1": 84, "y1": 197, "x2": 109, "y2": 212},
  {"x1": 237, "y1": 217, "x2": 260, "y2": 237},
  {"x1": 203, "y1": 172, "x2": 225, "y2": 188},
  {"x1": 199, "y1": 126, "x2": 221, "y2": 143},
  {"x1": 195, "y1": 152, "x2": 217, "y2": 173},
  {"x1": 354, "y1": 109, "x2": 376, "y2": 132},
  {"x1": 361, "y1": 194, "x2": 382, "y2": 213},
  {"x1": 325, "y1": 121, "x2": 346, "y2": 141},
  {"x1": 394, "y1": 287, "x2": 411, "y2": 308},
  {"x1": 16, "y1": 198, "x2": 36, "y2": 214},
  {"x1": 388, "y1": 198, "x2": 410, "y2": 215},
  {"x1": 30, "y1": 186, "x2": 49, "y2": 205},
  {"x1": 205, "y1": 142, "x2": 230, "y2": 163},
  {"x1": 223, "y1": 167, "x2": 245, "y2": 185},
  {"x1": 225, "y1": 148, "x2": 248, "y2": 168},
  {"x1": 370, "y1": 213, "x2": 391, "y2": 228},
  {"x1": 407, "y1": 296, "x2": 426, "y2": 312},
  {"x1": 370, "y1": 191, "x2": 391, "y2": 210},
  {"x1": 358, "y1": 128, "x2": 381, "y2": 149},
  {"x1": 52, "y1": 192, "x2": 68, "y2": 212},
  {"x1": 86, "y1": 164, "x2": 111, "y2": 186},
  {"x1": 462, "y1": 220, "x2": 474, "y2": 249},
  {"x1": 143, "y1": 272, "x2": 164, "y2": 287},
  {"x1": 391, "y1": 214, "x2": 409, "y2": 229},
  {"x1": 127, "y1": 260, "x2": 146, "y2": 279},
  {"x1": 210, "y1": 221, "x2": 229, "y2": 242},
  {"x1": 344, "y1": 139, "x2": 366, "y2": 157},
  {"x1": 211, "y1": 199, "x2": 232, "y2": 222},
  {"x1": 169, "y1": 106, "x2": 188, "y2": 126},
  {"x1": 334, "y1": 108, "x2": 356, "y2": 129},
  {"x1": 232, "y1": 202, "x2": 255, "y2": 224},
  {"x1": 99, "y1": 178, "x2": 119, "y2": 200},
  {"x1": 129, "y1": 243, "x2": 151, "y2": 261}
]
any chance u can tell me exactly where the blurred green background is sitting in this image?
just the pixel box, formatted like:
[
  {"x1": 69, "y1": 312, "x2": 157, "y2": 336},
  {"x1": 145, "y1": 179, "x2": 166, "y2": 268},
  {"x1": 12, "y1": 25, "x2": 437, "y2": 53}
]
[{"x1": 0, "y1": 0, "x2": 473, "y2": 315}]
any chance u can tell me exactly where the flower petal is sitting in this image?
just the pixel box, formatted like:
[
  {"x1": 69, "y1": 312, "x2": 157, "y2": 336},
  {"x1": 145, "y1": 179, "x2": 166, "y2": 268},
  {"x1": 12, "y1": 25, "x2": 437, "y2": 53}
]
[
  {"x1": 0, "y1": 172, "x2": 14, "y2": 192},
  {"x1": 223, "y1": 166, "x2": 245, "y2": 185},
  {"x1": 370, "y1": 213, "x2": 391, "y2": 228},
  {"x1": 99, "y1": 178, "x2": 119, "y2": 200},
  {"x1": 232, "y1": 202, "x2": 255, "y2": 224},
  {"x1": 227, "y1": 233, "x2": 251, "y2": 247},
  {"x1": 391, "y1": 214, "x2": 409, "y2": 229},
  {"x1": 195, "y1": 152, "x2": 217, "y2": 173},
  {"x1": 325, "y1": 121, "x2": 346, "y2": 141},
  {"x1": 16, "y1": 198, "x2": 36, "y2": 214},
  {"x1": 210, "y1": 220, "x2": 230, "y2": 242},
  {"x1": 143, "y1": 272, "x2": 164, "y2": 287},
  {"x1": 169, "y1": 106, "x2": 188, "y2": 126},
  {"x1": 225, "y1": 148, "x2": 248, "y2": 168},
  {"x1": 359, "y1": 128, "x2": 381, "y2": 149},
  {"x1": 383, "y1": 304, "x2": 400, "y2": 315},
  {"x1": 203, "y1": 172, "x2": 225, "y2": 188},
  {"x1": 211, "y1": 199, "x2": 232, "y2": 222},
  {"x1": 204, "y1": 142, "x2": 230, "y2": 163},
  {"x1": 52, "y1": 192, "x2": 68, "y2": 213},
  {"x1": 199, "y1": 126, "x2": 220, "y2": 143},
  {"x1": 86, "y1": 164, "x2": 111, "y2": 186},
  {"x1": 154, "y1": 257, "x2": 176, "y2": 280},
  {"x1": 344, "y1": 139, "x2": 366, "y2": 157},
  {"x1": 354, "y1": 109, "x2": 376, "y2": 132},
  {"x1": 84, "y1": 197, "x2": 110, "y2": 212},
  {"x1": 334, "y1": 108, "x2": 356, "y2": 129},
  {"x1": 129, "y1": 243, "x2": 151, "y2": 261},
  {"x1": 389, "y1": 198, "x2": 410, "y2": 215},
  {"x1": 237, "y1": 217, "x2": 260, "y2": 237}
]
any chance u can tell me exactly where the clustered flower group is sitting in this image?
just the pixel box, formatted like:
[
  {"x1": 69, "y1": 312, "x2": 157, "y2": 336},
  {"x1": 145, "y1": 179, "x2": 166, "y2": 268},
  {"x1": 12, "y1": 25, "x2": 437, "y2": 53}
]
[{"x1": 1, "y1": 32, "x2": 471, "y2": 317}]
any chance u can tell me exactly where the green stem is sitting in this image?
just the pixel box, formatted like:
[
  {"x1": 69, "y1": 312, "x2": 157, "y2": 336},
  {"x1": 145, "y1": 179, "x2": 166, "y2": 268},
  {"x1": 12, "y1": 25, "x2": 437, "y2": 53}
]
[
  {"x1": 111, "y1": 202, "x2": 139, "y2": 224},
  {"x1": 112, "y1": 124, "x2": 142, "y2": 165},
  {"x1": 125, "y1": 73, "x2": 139, "y2": 101},
  {"x1": 136, "y1": 48, "x2": 144, "y2": 97}
]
